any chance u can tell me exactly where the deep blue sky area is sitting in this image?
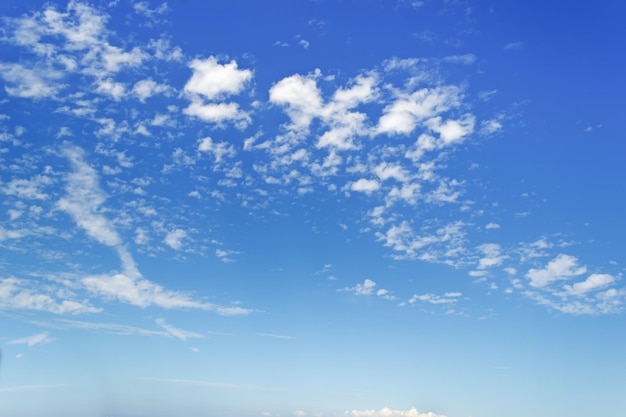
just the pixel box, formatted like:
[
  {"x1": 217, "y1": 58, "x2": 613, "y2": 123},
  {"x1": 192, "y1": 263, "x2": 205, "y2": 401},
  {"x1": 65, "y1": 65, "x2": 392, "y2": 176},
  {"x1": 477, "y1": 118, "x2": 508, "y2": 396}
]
[{"x1": 0, "y1": 1, "x2": 625, "y2": 417}]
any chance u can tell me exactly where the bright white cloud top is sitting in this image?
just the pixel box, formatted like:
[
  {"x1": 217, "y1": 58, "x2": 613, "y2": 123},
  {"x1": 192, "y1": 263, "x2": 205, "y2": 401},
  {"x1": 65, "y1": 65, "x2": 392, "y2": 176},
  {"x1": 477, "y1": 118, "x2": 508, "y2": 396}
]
[{"x1": 0, "y1": 1, "x2": 625, "y2": 417}]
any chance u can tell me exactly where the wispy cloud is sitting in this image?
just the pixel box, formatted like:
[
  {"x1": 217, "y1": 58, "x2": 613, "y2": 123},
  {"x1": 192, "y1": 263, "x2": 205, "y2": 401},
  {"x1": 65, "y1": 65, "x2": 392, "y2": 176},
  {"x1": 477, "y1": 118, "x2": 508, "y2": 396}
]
[
  {"x1": 256, "y1": 333, "x2": 295, "y2": 340},
  {"x1": 9, "y1": 332, "x2": 53, "y2": 347}
]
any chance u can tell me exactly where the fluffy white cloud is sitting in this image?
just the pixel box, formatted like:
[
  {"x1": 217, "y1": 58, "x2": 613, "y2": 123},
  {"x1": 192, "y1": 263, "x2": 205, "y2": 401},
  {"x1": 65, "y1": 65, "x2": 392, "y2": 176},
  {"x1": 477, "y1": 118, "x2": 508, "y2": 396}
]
[
  {"x1": 198, "y1": 136, "x2": 236, "y2": 162},
  {"x1": 183, "y1": 100, "x2": 251, "y2": 127},
  {"x1": 94, "y1": 78, "x2": 126, "y2": 100},
  {"x1": 0, "y1": 63, "x2": 64, "y2": 99},
  {"x1": 164, "y1": 229, "x2": 187, "y2": 250},
  {"x1": 270, "y1": 72, "x2": 323, "y2": 131},
  {"x1": 350, "y1": 178, "x2": 381, "y2": 194},
  {"x1": 425, "y1": 113, "x2": 475, "y2": 145},
  {"x1": 476, "y1": 243, "x2": 506, "y2": 269},
  {"x1": 342, "y1": 279, "x2": 377, "y2": 295},
  {"x1": 563, "y1": 274, "x2": 615, "y2": 296},
  {"x1": 526, "y1": 254, "x2": 587, "y2": 288},
  {"x1": 375, "y1": 86, "x2": 461, "y2": 136},
  {"x1": 184, "y1": 56, "x2": 252, "y2": 99},
  {"x1": 132, "y1": 78, "x2": 170, "y2": 102},
  {"x1": 2, "y1": 175, "x2": 53, "y2": 200}
]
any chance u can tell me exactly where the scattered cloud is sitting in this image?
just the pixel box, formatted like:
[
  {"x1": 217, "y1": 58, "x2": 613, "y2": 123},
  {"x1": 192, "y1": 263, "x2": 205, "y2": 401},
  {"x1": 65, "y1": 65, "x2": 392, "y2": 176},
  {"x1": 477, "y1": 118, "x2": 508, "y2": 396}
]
[
  {"x1": 345, "y1": 407, "x2": 446, "y2": 417},
  {"x1": 526, "y1": 254, "x2": 587, "y2": 288}
]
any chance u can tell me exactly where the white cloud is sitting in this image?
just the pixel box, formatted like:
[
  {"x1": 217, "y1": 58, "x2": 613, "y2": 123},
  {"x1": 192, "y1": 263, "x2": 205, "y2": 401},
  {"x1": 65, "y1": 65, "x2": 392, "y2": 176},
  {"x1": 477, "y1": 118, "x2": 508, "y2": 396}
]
[
  {"x1": 183, "y1": 100, "x2": 251, "y2": 127},
  {"x1": 82, "y1": 272, "x2": 206, "y2": 310},
  {"x1": 375, "y1": 86, "x2": 462, "y2": 136},
  {"x1": 343, "y1": 279, "x2": 377, "y2": 295},
  {"x1": 132, "y1": 78, "x2": 170, "y2": 102},
  {"x1": 198, "y1": 136, "x2": 236, "y2": 163},
  {"x1": 425, "y1": 113, "x2": 475, "y2": 145},
  {"x1": 345, "y1": 407, "x2": 446, "y2": 417},
  {"x1": 563, "y1": 274, "x2": 615, "y2": 296},
  {"x1": 2, "y1": 175, "x2": 53, "y2": 200},
  {"x1": 409, "y1": 292, "x2": 462, "y2": 304},
  {"x1": 164, "y1": 229, "x2": 187, "y2": 250},
  {"x1": 526, "y1": 254, "x2": 587, "y2": 288},
  {"x1": 350, "y1": 178, "x2": 381, "y2": 194},
  {"x1": 184, "y1": 56, "x2": 252, "y2": 100},
  {"x1": 476, "y1": 243, "x2": 506, "y2": 269},
  {"x1": 155, "y1": 318, "x2": 204, "y2": 341},
  {"x1": 57, "y1": 145, "x2": 122, "y2": 247},
  {"x1": 9, "y1": 332, "x2": 53, "y2": 347},
  {"x1": 269, "y1": 72, "x2": 323, "y2": 131},
  {"x1": 480, "y1": 119, "x2": 503, "y2": 135},
  {"x1": 0, "y1": 277, "x2": 100, "y2": 314},
  {"x1": 94, "y1": 78, "x2": 126, "y2": 100},
  {"x1": 0, "y1": 63, "x2": 64, "y2": 99},
  {"x1": 133, "y1": 1, "x2": 169, "y2": 20},
  {"x1": 55, "y1": 145, "x2": 247, "y2": 314},
  {"x1": 376, "y1": 221, "x2": 466, "y2": 263},
  {"x1": 485, "y1": 222, "x2": 500, "y2": 229}
]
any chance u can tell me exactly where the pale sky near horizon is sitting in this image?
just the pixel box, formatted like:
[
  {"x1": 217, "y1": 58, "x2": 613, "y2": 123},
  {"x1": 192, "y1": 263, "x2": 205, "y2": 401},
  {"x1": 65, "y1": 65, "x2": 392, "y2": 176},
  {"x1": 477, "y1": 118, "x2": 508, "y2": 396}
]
[{"x1": 0, "y1": 1, "x2": 625, "y2": 417}]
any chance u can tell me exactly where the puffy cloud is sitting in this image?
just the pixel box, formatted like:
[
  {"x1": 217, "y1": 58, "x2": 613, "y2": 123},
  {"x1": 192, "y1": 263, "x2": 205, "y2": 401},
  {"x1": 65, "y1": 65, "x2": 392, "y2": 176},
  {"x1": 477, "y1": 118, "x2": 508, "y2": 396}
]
[
  {"x1": 132, "y1": 78, "x2": 171, "y2": 102},
  {"x1": 476, "y1": 243, "x2": 506, "y2": 269},
  {"x1": 2, "y1": 175, "x2": 53, "y2": 200},
  {"x1": 350, "y1": 178, "x2": 381, "y2": 194},
  {"x1": 184, "y1": 56, "x2": 252, "y2": 100},
  {"x1": 269, "y1": 72, "x2": 323, "y2": 131},
  {"x1": 375, "y1": 86, "x2": 462, "y2": 136},
  {"x1": 183, "y1": 100, "x2": 251, "y2": 127},
  {"x1": 342, "y1": 279, "x2": 377, "y2": 295},
  {"x1": 164, "y1": 229, "x2": 187, "y2": 250},
  {"x1": 0, "y1": 63, "x2": 64, "y2": 99},
  {"x1": 94, "y1": 78, "x2": 126, "y2": 100},
  {"x1": 198, "y1": 136, "x2": 236, "y2": 163},
  {"x1": 526, "y1": 254, "x2": 587, "y2": 288},
  {"x1": 563, "y1": 274, "x2": 615, "y2": 296},
  {"x1": 425, "y1": 114, "x2": 475, "y2": 145}
]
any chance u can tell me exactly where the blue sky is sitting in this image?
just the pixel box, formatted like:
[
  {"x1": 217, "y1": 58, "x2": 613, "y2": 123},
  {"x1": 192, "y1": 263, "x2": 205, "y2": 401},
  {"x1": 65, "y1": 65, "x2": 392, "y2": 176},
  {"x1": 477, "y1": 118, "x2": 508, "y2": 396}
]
[{"x1": 0, "y1": 1, "x2": 625, "y2": 416}]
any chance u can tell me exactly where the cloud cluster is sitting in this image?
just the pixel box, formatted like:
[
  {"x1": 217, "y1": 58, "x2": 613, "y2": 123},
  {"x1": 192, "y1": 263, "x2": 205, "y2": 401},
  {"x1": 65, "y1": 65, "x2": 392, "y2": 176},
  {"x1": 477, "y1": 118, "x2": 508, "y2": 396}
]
[
  {"x1": 0, "y1": 0, "x2": 622, "y2": 319},
  {"x1": 345, "y1": 407, "x2": 446, "y2": 417}
]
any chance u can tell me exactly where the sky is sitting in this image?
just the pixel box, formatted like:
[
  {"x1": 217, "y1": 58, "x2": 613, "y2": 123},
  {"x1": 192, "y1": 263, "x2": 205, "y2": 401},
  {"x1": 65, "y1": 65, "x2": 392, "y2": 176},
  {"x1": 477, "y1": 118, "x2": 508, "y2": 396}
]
[{"x1": 0, "y1": 1, "x2": 625, "y2": 416}]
